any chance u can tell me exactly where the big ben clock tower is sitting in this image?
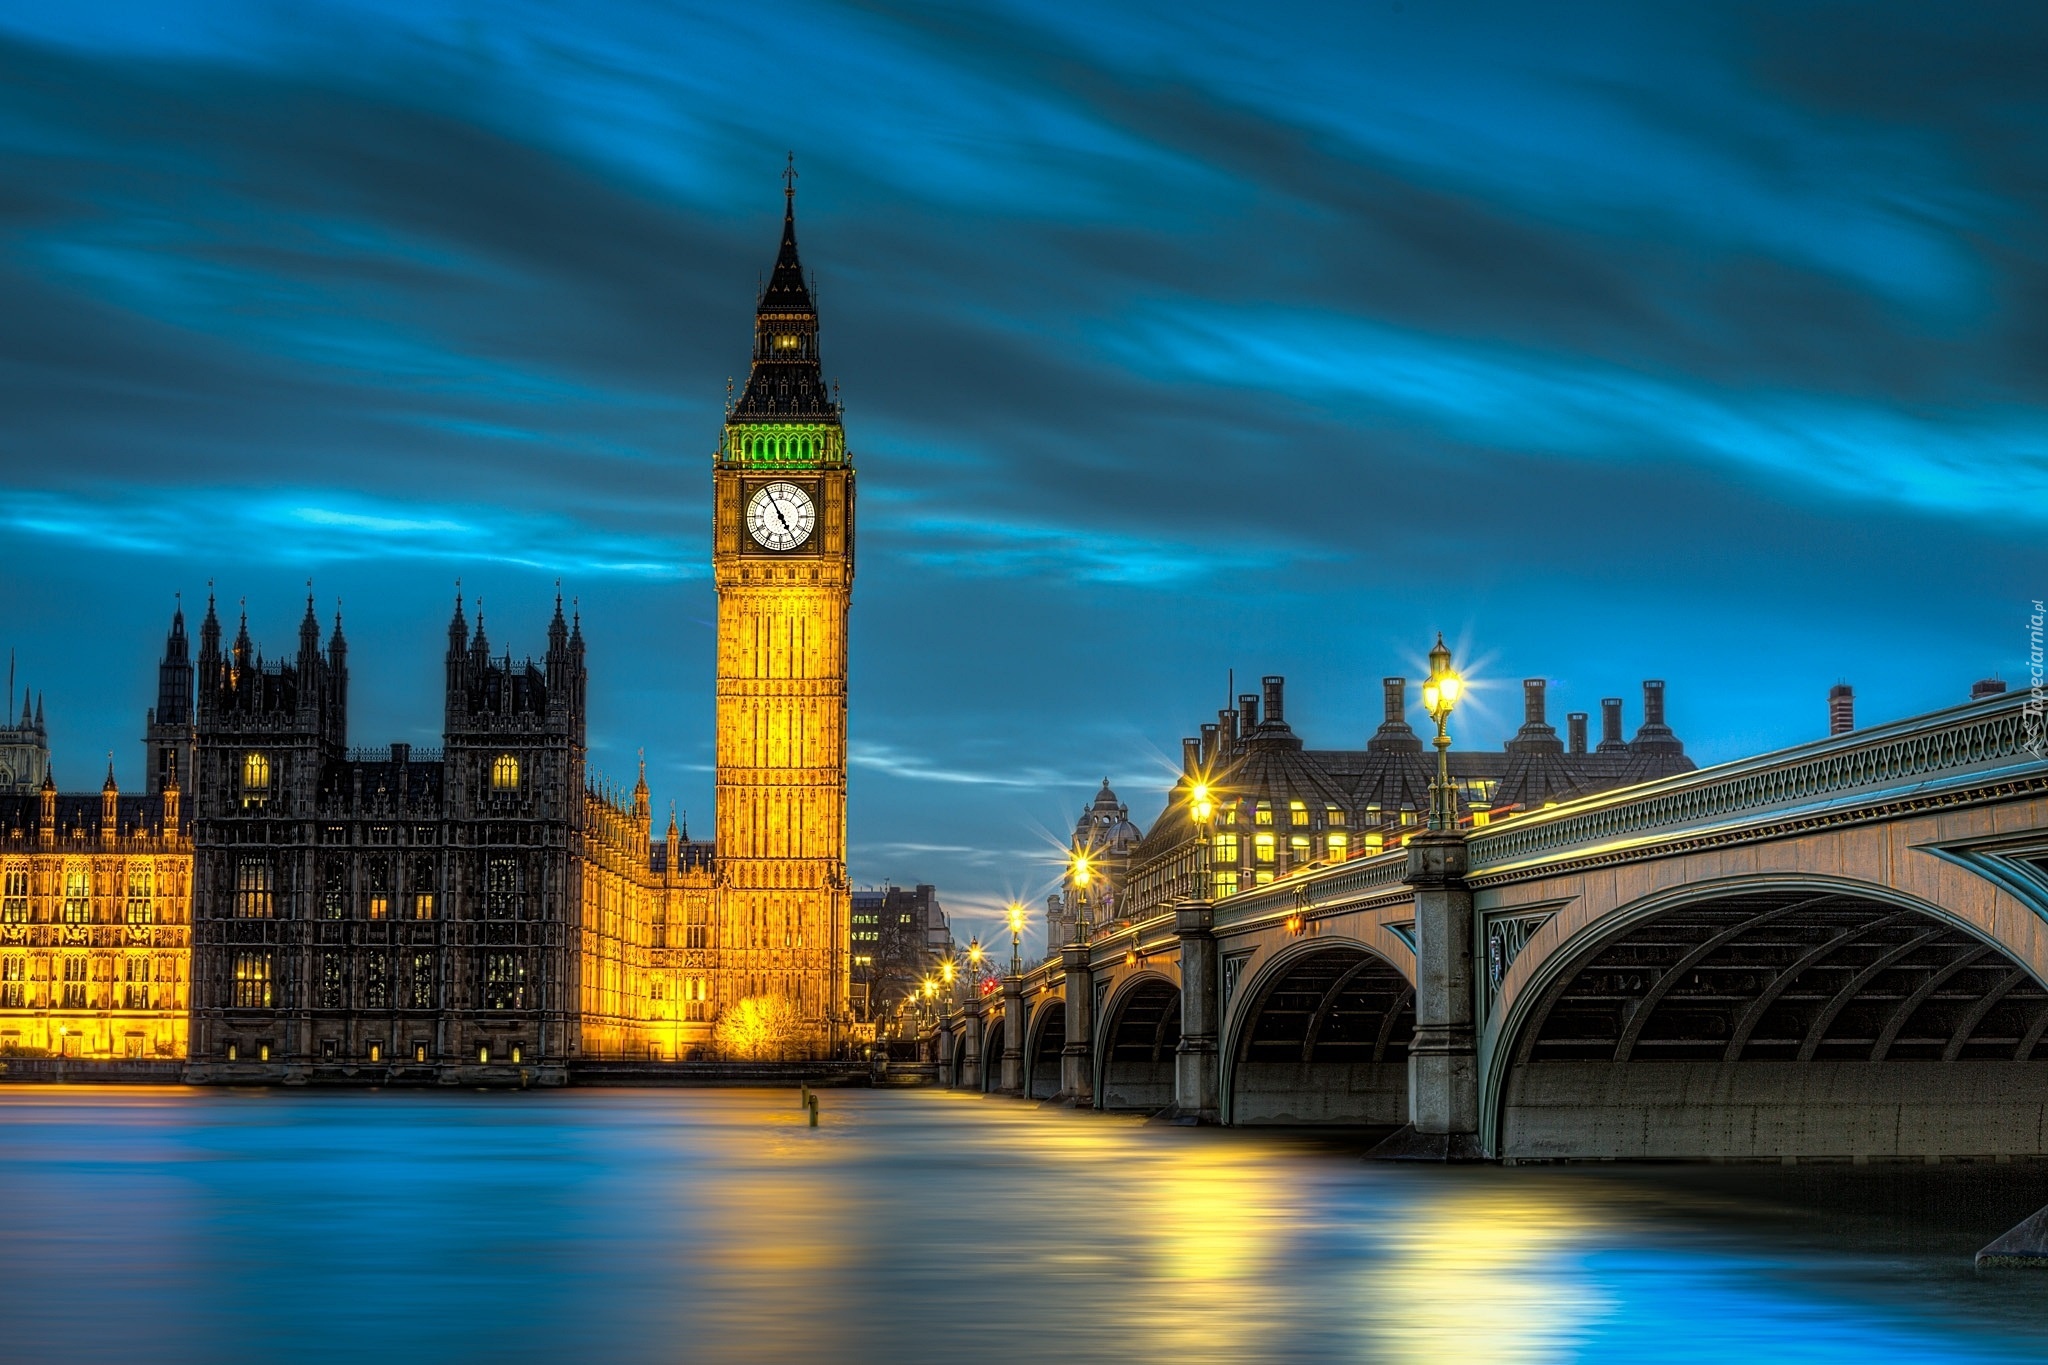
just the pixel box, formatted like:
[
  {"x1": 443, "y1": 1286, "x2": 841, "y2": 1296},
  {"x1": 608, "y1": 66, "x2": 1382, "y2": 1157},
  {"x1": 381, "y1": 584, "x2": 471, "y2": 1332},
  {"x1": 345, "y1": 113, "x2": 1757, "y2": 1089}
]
[{"x1": 711, "y1": 166, "x2": 853, "y2": 1042}]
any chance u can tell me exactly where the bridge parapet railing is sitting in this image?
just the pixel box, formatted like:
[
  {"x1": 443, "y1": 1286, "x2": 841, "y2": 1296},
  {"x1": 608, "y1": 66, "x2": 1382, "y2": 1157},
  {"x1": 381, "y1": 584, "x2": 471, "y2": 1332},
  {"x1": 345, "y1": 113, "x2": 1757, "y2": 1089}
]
[{"x1": 1468, "y1": 690, "x2": 2042, "y2": 871}]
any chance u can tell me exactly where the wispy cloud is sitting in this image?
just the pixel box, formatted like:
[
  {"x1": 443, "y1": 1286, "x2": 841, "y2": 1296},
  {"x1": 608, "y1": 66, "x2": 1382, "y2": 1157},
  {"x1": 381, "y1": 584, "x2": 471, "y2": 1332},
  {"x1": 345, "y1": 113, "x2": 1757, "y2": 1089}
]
[
  {"x1": 850, "y1": 743, "x2": 1081, "y2": 790},
  {"x1": 0, "y1": 488, "x2": 694, "y2": 577}
]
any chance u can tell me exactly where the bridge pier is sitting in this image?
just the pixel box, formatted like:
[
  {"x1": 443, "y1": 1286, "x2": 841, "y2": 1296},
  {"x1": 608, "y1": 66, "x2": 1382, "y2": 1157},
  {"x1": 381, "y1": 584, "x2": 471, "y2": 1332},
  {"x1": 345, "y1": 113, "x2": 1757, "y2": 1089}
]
[
  {"x1": 1059, "y1": 943, "x2": 1095, "y2": 1105},
  {"x1": 1173, "y1": 898, "x2": 1220, "y2": 1122},
  {"x1": 960, "y1": 1006, "x2": 983, "y2": 1091},
  {"x1": 1379, "y1": 831, "x2": 1482, "y2": 1159},
  {"x1": 1000, "y1": 974, "x2": 1025, "y2": 1094}
]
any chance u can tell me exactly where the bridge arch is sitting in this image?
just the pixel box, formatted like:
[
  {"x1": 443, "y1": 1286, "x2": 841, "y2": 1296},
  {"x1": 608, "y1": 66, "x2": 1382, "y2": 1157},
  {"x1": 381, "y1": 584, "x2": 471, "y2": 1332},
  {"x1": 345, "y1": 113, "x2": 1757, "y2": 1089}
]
[
  {"x1": 1486, "y1": 874, "x2": 2048, "y2": 1159},
  {"x1": 1220, "y1": 936, "x2": 1413, "y2": 1127},
  {"x1": 1093, "y1": 971, "x2": 1180, "y2": 1113},
  {"x1": 1024, "y1": 998, "x2": 1064, "y2": 1100},
  {"x1": 980, "y1": 1015, "x2": 1006, "y2": 1093}
]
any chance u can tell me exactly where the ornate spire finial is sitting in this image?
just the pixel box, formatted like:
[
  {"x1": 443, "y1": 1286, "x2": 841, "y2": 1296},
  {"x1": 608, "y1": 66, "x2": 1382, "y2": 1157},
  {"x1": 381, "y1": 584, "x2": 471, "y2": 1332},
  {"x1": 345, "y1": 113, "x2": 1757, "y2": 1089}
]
[{"x1": 784, "y1": 151, "x2": 797, "y2": 200}]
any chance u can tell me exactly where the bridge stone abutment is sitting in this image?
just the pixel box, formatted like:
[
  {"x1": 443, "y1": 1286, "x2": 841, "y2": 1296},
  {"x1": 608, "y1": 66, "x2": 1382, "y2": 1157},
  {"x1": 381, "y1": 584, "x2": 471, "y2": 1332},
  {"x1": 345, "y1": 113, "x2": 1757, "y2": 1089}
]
[
  {"x1": 958, "y1": 1007, "x2": 984, "y2": 1091},
  {"x1": 1173, "y1": 900, "x2": 1221, "y2": 1122},
  {"x1": 999, "y1": 975, "x2": 1025, "y2": 1095},
  {"x1": 1059, "y1": 944, "x2": 1095, "y2": 1105},
  {"x1": 1391, "y1": 833, "x2": 1482, "y2": 1159}
]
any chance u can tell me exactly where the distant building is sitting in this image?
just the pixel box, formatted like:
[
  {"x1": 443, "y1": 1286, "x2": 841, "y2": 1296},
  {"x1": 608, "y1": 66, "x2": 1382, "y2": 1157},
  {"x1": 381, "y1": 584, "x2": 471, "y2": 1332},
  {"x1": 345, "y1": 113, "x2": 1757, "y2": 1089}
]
[
  {"x1": 0, "y1": 659, "x2": 189, "y2": 1060},
  {"x1": 850, "y1": 883, "x2": 951, "y2": 1024},
  {"x1": 1050, "y1": 673, "x2": 1698, "y2": 945}
]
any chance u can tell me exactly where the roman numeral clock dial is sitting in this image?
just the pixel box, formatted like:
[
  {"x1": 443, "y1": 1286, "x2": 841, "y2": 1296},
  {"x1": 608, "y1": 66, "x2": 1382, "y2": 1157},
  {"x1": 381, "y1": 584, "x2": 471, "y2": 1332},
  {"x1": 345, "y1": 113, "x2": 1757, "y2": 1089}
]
[{"x1": 745, "y1": 481, "x2": 815, "y2": 552}]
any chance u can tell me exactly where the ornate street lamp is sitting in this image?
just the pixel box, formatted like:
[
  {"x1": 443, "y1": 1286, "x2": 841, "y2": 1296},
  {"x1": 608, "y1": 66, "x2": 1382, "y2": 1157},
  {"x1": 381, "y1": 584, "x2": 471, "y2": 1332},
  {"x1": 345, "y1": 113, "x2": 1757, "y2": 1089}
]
[
  {"x1": 967, "y1": 937, "x2": 984, "y2": 995},
  {"x1": 1068, "y1": 848, "x2": 1094, "y2": 946},
  {"x1": 1007, "y1": 903, "x2": 1025, "y2": 975},
  {"x1": 1188, "y1": 778, "x2": 1215, "y2": 902},
  {"x1": 1421, "y1": 633, "x2": 1464, "y2": 831}
]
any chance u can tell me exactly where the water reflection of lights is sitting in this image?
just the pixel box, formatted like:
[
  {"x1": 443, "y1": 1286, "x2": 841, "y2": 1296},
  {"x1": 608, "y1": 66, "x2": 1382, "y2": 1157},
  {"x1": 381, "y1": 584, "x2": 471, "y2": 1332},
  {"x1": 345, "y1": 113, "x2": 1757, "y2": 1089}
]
[{"x1": 1366, "y1": 1184, "x2": 1607, "y2": 1363}]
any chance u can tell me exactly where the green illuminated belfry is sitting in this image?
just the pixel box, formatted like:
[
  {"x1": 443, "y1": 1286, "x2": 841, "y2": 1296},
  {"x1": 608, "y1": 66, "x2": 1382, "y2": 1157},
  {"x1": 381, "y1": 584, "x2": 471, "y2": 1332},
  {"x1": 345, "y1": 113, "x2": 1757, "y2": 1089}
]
[{"x1": 723, "y1": 163, "x2": 845, "y2": 471}]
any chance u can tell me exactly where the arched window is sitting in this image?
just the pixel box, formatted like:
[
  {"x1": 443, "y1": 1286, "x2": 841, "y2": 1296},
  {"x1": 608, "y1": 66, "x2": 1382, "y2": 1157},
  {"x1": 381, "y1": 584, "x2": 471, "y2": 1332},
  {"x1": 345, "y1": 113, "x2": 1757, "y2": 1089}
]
[
  {"x1": 243, "y1": 752, "x2": 270, "y2": 792},
  {"x1": 492, "y1": 754, "x2": 520, "y2": 791}
]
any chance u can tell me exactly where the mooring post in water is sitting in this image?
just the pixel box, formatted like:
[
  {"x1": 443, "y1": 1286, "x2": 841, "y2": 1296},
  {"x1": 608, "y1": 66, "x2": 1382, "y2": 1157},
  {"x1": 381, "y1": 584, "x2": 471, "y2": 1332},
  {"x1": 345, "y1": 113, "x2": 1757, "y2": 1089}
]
[
  {"x1": 807, "y1": 1092, "x2": 819, "y2": 1127},
  {"x1": 800, "y1": 1083, "x2": 810, "y2": 1110}
]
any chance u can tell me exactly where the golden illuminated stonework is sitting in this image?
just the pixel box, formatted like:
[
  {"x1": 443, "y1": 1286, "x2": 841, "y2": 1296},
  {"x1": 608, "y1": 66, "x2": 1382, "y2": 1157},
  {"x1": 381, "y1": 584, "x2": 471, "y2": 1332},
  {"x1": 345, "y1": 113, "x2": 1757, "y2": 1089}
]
[{"x1": 707, "y1": 173, "x2": 854, "y2": 1050}]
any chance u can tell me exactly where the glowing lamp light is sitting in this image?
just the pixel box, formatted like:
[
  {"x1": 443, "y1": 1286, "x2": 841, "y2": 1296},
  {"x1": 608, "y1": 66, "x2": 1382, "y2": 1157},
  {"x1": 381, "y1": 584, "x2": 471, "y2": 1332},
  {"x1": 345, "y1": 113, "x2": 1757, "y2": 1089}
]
[
  {"x1": 1190, "y1": 781, "x2": 1214, "y2": 825},
  {"x1": 1070, "y1": 851, "x2": 1093, "y2": 888},
  {"x1": 1007, "y1": 903, "x2": 1025, "y2": 936},
  {"x1": 941, "y1": 959, "x2": 955, "y2": 984},
  {"x1": 1425, "y1": 634, "x2": 1461, "y2": 723}
]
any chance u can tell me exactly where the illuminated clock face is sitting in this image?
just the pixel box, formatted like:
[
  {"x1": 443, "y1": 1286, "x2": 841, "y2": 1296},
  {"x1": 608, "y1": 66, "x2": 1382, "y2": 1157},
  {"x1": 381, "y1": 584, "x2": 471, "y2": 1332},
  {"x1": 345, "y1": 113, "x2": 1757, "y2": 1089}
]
[{"x1": 746, "y1": 481, "x2": 815, "y2": 551}]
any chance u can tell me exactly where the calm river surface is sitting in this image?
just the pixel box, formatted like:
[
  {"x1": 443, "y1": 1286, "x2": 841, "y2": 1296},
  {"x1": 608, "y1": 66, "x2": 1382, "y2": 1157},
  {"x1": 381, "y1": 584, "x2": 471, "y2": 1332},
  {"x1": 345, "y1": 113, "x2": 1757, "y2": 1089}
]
[{"x1": 2, "y1": 1086, "x2": 2047, "y2": 1363}]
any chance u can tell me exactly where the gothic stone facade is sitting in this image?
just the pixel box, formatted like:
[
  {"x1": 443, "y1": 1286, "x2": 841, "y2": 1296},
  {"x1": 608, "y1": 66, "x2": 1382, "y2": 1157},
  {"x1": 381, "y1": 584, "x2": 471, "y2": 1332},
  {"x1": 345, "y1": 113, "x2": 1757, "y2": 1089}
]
[{"x1": 182, "y1": 592, "x2": 716, "y2": 1083}]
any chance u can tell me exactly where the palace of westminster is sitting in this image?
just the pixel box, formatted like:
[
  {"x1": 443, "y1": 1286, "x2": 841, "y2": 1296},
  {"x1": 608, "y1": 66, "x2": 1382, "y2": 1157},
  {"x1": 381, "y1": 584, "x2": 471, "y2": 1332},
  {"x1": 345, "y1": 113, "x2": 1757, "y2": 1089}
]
[{"x1": 0, "y1": 183, "x2": 1697, "y2": 1081}]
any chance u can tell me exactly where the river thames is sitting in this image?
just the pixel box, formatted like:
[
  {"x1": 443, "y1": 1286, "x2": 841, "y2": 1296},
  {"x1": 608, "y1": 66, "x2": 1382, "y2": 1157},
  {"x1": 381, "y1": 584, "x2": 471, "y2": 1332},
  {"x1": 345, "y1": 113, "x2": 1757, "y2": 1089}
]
[{"x1": 1, "y1": 1086, "x2": 2045, "y2": 1363}]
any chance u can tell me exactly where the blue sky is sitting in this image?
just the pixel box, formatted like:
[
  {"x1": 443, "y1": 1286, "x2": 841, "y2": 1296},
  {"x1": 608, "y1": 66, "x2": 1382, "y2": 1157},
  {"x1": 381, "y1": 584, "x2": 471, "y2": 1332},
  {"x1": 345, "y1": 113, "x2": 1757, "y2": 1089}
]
[{"x1": 1, "y1": 1, "x2": 2042, "y2": 950}]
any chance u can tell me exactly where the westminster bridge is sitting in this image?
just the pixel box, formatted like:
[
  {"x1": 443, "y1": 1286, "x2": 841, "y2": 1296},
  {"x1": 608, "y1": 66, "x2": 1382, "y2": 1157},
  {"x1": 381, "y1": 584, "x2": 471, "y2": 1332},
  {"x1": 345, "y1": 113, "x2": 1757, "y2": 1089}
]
[{"x1": 927, "y1": 688, "x2": 2048, "y2": 1160}]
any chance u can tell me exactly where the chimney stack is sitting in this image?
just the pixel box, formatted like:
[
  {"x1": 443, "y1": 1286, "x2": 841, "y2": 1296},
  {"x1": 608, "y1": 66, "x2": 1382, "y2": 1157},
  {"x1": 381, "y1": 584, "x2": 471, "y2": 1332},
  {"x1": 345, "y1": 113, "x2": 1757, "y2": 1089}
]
[
  {"x1": 1507, "y1": 677, "x2": 1563, "y2": 753},
  {"x1": 1200, "y1": 722, "x2": 1220, "y2": 766},
  {"x1": 1598, "y1": 698, "x2": 1626, "y2": 752},
  {"x1": 1972, "y1": 678, "x2": 2008, "y2": 700},
  {"x1": 1261, "y1": 675, "x2": 1285, "y2": 726},
  {"x1": 1238, "y1": 693, "x2": 1260, "y2": 731},
  {"x1": 1829, "y1": 682, "x2": 1854, "y2": 736},
  {"x1": 1567, "y1": 712, "x2": 1588, "y2": 755},
  {"x1": 1629, "y1": 680, "x2": 1685, "y2": 756},
  {"x1": 1181, "y1": 737, "x2": 1201, "y2": 776},
  {"x1": 1368, "y1": 676, "x2": 1422, "y2": 753}
]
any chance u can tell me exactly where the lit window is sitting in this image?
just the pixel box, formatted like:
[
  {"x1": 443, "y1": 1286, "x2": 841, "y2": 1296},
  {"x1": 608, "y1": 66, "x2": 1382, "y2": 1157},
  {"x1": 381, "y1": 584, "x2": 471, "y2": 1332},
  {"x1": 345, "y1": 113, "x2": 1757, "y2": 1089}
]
[
  {"x1": 1327, "y1": 832, "x2": 1349, "y2": 861},
  {"x1": 368, "y1": 895, "x2": 389, "y2": 921},
  {"x1": 483, "y1": 952, "x2": 526, "y2": 1010},
  {"x1": 1399, "y1": 806, "x2": 1417, "y2": 827},
  {"x1": 1254, "y1": 870, "x2": 1275, "y2": 886},
  {"x1": 61, "y1": 956, "x2": 88, "y2": 1008},
  {"x1": 62, "y1": 868, "x2": 89, "y2": 924},
  {"x1": 1213, "y1": 871, "x2": 1240, "y2": 899},
  {"x1": 0, "y1": 956, "x2": 23, "y2": 1008},
  {"x1": 368, "y1": 1041, "x2": 382, "y2": 1063},
  {"x1": 492, "y1": 755, "x2": 520, "y2": 791},
  {"x1": 1290, "y1": 801, "x2": 1309, "y2": 828},
  {"x1": 233, "y1": 952, "x2": 274, "y2": 1008},
  {"x1": 1, "y1": 867, "x2": 25, "y2": 924},
  {"x1": 1254, "y1": 833, "x2": 1275, "y2": 863},
  {"x1": 413, "y1": 893, "x2": 435, "y2": 920},
  {"x1": 235, "y1": 858, "x2": 274, "y2": 919},
  {"x1": 1326, "y1": 807, "x2": 1346, "y2": 827},
  {"x1": 122, "y1": 957, "x2": 150, "y2": 1010},
  {"x1": 774, "y1": 333, "x2": 799, "y2": 351},
  {"x1": 1365, "y1": 831, "x2": 1385, "y2": 853},
  {"x1": 1254, "y1": 803, "x2": 1273, "y2": 826},
  {"x1": 1212, "y1": 832, "x2": 1239, "y2": 865},
  {"x1": 365, "y1": 955, "x2": 389, "y2": 1009},
  {"x1": 1471, "y1": 808, "x2": 1492, "y2": 828},
  {"x1": 1290, "y1": 835, "x2": 1311, "y2": 858},
  {"x1": 126, "y1": 865, "x2": 153, "y2": 924}
]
